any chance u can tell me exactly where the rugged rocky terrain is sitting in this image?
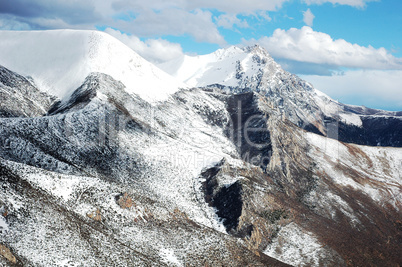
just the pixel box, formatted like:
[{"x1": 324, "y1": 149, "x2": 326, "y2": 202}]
[{"x1": 0, "y1": 30, "x2": 401, "y2": 266}]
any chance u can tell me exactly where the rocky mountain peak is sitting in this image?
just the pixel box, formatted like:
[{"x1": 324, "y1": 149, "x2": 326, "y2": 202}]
[{"x1": 244, "y1": 44, "x2": 272, "y2": 58}]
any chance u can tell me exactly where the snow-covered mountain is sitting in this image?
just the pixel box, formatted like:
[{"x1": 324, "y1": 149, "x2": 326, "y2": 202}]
[
  {"x1": 0, "y1": 30, "x2": 186, "y2": 103},
  {"x1": 159, "y1": 45, "x2": 283, "y2": 88},
  {"x1": 0, "y1": 30, "x2": 401, "y2": 266}
]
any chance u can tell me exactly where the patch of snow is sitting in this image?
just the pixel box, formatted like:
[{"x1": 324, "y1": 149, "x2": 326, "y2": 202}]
[
  {"x1": 339, "y1": 113, "x2": 362, "y2": 127},
  {"x1": 264, "y1": 223, "x2": 334, "y2": 266},
  {"x1": 313, "y1": 90, "x2": 362, "y2": 127},
  {"x1": 0, "y1": 215, "x2": 8, "y2": 234},
  {"x1": 24, "y1": 173, "x2": 80, "y2": 201},
  {"x1": 159, "y1": 46, "x2": 242, "y2": 87},
  {"x1": 3, "y1": 194, "x2": 23, "y2": 211},
  {"x1": 305, "y1": 132, "x2": 402, "y2": 209},
  {"x1": 56, "y1": 259, "x2": 78, "y2": 267},
  {"x1": 326, "y1": 192, "x2": 360, "y2": 225},
  {"x1": 159, "y1": 248, "x2": 182, "y2": 266}
]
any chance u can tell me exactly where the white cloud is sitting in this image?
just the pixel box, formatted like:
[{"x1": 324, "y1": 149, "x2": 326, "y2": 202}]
[
  {"x1": 104, "y1": 28, "x2": 184, "y2": 64},
  {"x1": 301, "y1": 70, "x2": 402, "y2": 110},
  {"x1": 111, "y1": 0, "x2": 289, "y2": 14},
  {"x1": 111, "y1": 8, "x2": 226, "y2": 45},
  {"x1": 0, "y1": 0, "x2": 283, "y2": 44},
  {"x1": 303, "y1": 9, "x2": 315, "y2": 26},
  {"x1": 0, "y1": 16, "x2": 32, "y2": 30},
  {"x1": 216, "y1": 14, "x2": 249, "y2": 29},
  {"x1": 256, "y1": 11, "x2": 272, "y2": 21},
  {"x1": 303, "y1": 0, "x2": 378, "y2": 8},
  {"x1": 244, "y1": 26, "x2": 402, "y2": 70},
  {"x1": 186, "y1": 0, "x2": 288, "y2": 13}
]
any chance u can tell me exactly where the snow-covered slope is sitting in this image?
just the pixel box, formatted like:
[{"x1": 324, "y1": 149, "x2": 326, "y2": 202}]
[
  {"x1": 160, "y1": 45, "x2": 334, "y2": 134},
  {"x1": 0, "y1": 30, "x2": 186, "y2": 103}
]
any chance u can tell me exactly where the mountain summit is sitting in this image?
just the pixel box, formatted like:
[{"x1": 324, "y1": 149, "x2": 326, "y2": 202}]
[
  {"x1": 159, "y1": 45, "x2": 282, "y2": 89},
  {"x1": 0, "y1": 30, "x2": 185, "y2": 103}
]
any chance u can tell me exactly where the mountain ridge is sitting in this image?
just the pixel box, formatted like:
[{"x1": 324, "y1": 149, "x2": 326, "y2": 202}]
[{"x1": 0, "y1": 30, "x2": 401, "y2": 266}]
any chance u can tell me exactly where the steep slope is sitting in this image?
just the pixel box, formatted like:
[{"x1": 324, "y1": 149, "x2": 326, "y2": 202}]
[
  {"x1": 161, "y1": 45, "x2": 402, "y2": 147},
  {"x1": 0, "y1": 71, "x2": 292, "y2": 266},
  {"x1": 0, "y1": 30, "x2": 185, "y2": 103},
  {"x1": 0, "y1": 65, "x2": 56, "y2": 117},
  {"x1": 160, "y1": 45, "x2": 326, "y2": 134}
]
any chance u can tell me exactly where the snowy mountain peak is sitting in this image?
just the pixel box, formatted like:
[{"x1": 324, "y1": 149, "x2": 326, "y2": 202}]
[
  {"x1": 159, "y1": 44, "x2": 282, "y2": 89},
  {"x1": 0, "y1": 30, "x2": 185, "y2": 103},
  {"x1": 243, "y1": 44, "x2": 272, "y2": 57},
  {"x1": 160, "y1": 44, "x2": 326, "y2": 132},
  {"x1": 212, "y1": 45, "x2": 244, "y2": 60},
  {"x1": 212, "y1": 44, "x2": 272, "y2": 62}
]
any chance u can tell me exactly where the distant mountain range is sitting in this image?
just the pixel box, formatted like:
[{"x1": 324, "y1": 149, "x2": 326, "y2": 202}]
[{"x1": 0, "y1": 30, "x2": 400, "y2": 266}]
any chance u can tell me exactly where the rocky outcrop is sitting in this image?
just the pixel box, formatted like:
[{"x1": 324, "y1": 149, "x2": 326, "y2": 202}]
[{"x1": 0, "y1": 65, "x2": 56, "y2": 117}]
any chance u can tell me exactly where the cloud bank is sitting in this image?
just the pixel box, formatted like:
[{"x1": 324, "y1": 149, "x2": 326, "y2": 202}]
[
  {"x1": 104, "y1": 28, "x2": 184, "y2": 64},
  {"x1": 0, "y1": 0, "x2": 376, "y2": 44},
  {"x1": 301, "y1": 70, "x2": 402, "y2": 110},
  {"x1": 304, "y1": 0, "x2": 378, "y2": 8},
  {"x1": 243, "y1": 26, "x2": 402, "y2": 70}
]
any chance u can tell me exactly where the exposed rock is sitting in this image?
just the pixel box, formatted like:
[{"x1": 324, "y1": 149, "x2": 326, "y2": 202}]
[
  {"x1": 116, "y1": 192, "x2": 133, "y2": 209},
  {"x1": 87, "y1": 209, "x2": 102, "y2": 221},
  {"x1": 0, "y1": 244, "x2": 17, "y2": 265}
]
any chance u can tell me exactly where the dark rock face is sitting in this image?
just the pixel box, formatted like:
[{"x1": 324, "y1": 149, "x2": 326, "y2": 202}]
[
  {"x1": 213, "y1": 181, "x2": 243, "y2": 232},
  {"x1": 225, "y1": 92, "x2": 272, "y2": 170},
  {"x1": 360, "y1": 116, "x2": 402, "y2": 146},
  {"x1": 200, "y1": 163, "x2": 245, "y2": 235},
  {"x1": 324, "y1": 116, "x2": 402, "y2": 147},
  {"x1": 48, "y1": 78, "x2": 98, "y2": 115},
  {"x1": 343, "y1": 104, "x2": 402, "y2": 116}
]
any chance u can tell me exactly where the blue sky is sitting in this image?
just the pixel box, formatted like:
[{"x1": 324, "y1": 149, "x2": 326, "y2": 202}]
[{"x1": 0, "y1": 0, "x2": 401, "y2": 110}]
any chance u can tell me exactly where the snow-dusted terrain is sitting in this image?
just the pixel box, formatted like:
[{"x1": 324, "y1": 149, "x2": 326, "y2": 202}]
[{"x1": 0, "y1": 30, "x2": 401, "y2": 266}]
